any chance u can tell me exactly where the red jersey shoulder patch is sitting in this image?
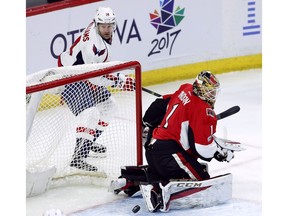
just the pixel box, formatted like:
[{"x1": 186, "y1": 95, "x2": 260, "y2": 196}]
[{"x1": 206, "y1": 108, "x2": 215, "y2": 118}]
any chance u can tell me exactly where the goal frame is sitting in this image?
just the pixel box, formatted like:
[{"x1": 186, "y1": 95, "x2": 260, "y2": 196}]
[{"x1": 26, "y1": 61, "x2": 143, "y2": 165}]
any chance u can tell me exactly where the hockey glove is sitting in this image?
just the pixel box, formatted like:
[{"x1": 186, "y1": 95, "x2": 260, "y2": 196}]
[
  {"x1": 115, "y1": 73, "x2": 136, "y2": 91},
  {"x1": 214, "y1": 147, "x2": 234, "y2": 162},
  {"x1": 142, "y1": 126, "x2": 150, "y2": 140}
]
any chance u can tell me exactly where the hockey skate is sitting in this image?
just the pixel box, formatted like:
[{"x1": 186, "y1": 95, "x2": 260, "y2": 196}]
[
  {"x1": 70, "y1": 159, "x2": 98, "y2": 172},
  {"x1": 70, "y1": 138, "x2": 98, "y2": 172},
  {"x1": 89, "y1": 143, "x2": 107, "y2": 158}
]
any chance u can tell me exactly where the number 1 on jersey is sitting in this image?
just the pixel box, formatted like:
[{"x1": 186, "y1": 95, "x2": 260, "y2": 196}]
[{"x1": 163, "y1": 104, "x2": 179, "y2": 129}]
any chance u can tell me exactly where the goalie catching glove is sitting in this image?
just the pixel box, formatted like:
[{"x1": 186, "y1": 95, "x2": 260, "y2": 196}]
[
  {"x1": 115, "y1": 73, "x2": 135, "y2": 91},
  {"x1": 212, "y1": 135, "x2": 245, "y2": 162},
  {"x1": 214, "y1": 145, "x2": 234, "y2": 162}
]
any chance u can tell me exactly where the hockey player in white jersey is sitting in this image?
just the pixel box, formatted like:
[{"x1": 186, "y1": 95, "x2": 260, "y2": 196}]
[
  {"x1": 58, "y1": 7, "x2": 115, "y2": 66},
  {"x1": 57, "y1": 7, "x2": 135, "y2": 171}
]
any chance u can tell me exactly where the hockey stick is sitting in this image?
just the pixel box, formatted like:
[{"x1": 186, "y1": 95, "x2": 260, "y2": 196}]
[
  {"x1": 142, "y1": 86, "x2": 240, "y2": 120},
  {"x1": 216, "y1": 105, "x2": 240, "y2": 120},
  {"x1": 142, "y1": 87, "x2": 162, "y2": 97}
]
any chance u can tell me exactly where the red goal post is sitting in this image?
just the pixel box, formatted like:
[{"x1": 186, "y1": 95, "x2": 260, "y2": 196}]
[{"x1": 26, "y1": 61, "x2": 143, "y2": 186}]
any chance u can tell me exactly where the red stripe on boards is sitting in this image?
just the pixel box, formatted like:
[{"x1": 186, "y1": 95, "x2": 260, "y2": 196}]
[{"x1": 26, "y1": 0, "x2": 105, "y2": 17}]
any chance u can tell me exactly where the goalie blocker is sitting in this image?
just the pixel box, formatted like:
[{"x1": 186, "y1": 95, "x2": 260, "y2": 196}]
[{"x1": 109, "y1": 165, "x2": 232, "y2": 212}]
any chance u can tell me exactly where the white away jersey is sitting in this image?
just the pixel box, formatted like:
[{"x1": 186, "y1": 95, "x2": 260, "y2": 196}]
[{"x1": 58, "y1": 21, "x2": 112, "y2": 66}]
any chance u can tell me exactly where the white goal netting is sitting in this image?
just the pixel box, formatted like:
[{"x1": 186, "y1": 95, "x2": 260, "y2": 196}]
[{"x1": 26, "y1": 61, "x2": 143, "y2": 187}]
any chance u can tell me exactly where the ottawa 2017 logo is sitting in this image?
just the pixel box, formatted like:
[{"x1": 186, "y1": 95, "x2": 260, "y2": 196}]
[{"x1": 148, "y1": 0, "x2": 185, "y2": 57}]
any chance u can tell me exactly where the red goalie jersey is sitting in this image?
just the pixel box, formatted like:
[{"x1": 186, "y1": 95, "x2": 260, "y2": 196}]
[{"x1": 152, "y1": 83, "x2": 218, "y2": 161}]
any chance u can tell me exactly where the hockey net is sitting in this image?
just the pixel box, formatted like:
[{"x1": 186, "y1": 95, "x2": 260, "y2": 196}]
[{"x1": 26, "y1": 61, "x2": 143, "y2": 187}]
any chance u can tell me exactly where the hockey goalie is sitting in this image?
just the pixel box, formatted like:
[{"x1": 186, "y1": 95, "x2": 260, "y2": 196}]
[{"x1": 109, "y1": 71, "x2": 245, "y2": 212}]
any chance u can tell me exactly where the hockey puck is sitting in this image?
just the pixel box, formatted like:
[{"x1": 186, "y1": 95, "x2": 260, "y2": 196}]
[{"x1": 132, "y1": 205, "x2": 140, "y2": 213}]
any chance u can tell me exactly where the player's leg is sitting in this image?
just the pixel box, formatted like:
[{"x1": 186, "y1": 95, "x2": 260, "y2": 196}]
[
  {"x1": 144, "y1": 139, "x2": 210, "y2": 212},
  {"x1": 60, "y1": 81, "x2": 100, "y2": 171},
  {"x1": 89, "y1": 129, "x2": 106, "y2": 157},
  {"x1": 70, "y1": 137, "x2": 97, "y2": 171},
  {"x1": 146, "y1": 139, "x2": 210, "y2": 181},
  {"x1": 70, "y1": 106, "x2": 101, "y2": 171},
  {"x1": 89, "y1": 96, "x2": 117, "y2": 157}
]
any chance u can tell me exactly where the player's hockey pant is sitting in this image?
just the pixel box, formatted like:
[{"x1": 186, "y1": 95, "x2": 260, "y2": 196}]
[
  {"x1": 61, "y1": 81, "x2": 111, "y2": 116},
  {"x1": 145, "y1": 139, "x2": 210, "y2": 182}
]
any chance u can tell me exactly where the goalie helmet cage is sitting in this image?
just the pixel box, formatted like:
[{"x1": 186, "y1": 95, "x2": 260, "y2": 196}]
[{"x1": 26, "y1": 61, "x2": 143, "y2": 187}]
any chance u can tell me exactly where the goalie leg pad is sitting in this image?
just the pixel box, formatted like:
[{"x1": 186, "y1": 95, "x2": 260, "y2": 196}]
[
  {"x1": 159, "y1": 182, "x2": 172, "y2": 212},
  {"x1": 140, "y1": 184, "x2": 162, "y2": 212},
  {"x1": 167, "y1": 173, "x2": 233, "y2": 209},
  {"x1": 140, "y1": 173, "x2": 232, "y2": 212}
]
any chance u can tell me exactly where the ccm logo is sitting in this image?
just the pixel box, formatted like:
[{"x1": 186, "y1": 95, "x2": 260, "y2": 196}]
[{"x1": 176, "y1": 183, "x2": 203, "y2": 188}]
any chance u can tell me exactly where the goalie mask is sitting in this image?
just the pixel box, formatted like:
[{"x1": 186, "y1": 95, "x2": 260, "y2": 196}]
[
  {"x1": 193, "y1": 71, "x2": 220, "y2": 108},
  {"x1": 94, "y1": 7, "x2": 116, "y2": 30}
]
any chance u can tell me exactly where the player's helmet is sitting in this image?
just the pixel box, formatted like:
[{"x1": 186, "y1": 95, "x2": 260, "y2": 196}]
[
  {"x1": 94, "y1": 7, "x2": 116, "y2": 30},
  {"x1": 193, "y1": 71, "x2": 220, "y2": 107}
]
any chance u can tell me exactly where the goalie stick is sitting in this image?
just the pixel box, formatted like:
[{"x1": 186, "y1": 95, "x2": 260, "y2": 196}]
[
  {"x1": 216, "y1": 105, "x2": 240, "y2": 120},
  {"x1": 142, "y1": 87, "x2": 162, "y2": 97}
]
